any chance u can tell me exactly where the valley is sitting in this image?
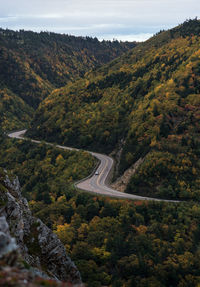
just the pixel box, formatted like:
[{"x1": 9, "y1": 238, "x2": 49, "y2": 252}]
[
  {"x1": 27, "y1": 18, "x2": 200, "y2": 201},
  {"x1": 0, "y1": 28, "x2": 135, "y2": 130},
  {"x1": 8, "y1": 130, "x2": 179, "y2": 202},
  {"x1": 1, "y1": 18, "x2": 200, "y2": 287}
]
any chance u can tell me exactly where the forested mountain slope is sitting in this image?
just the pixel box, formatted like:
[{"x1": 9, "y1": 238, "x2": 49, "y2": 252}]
[
  {"x1": 2, "y1": 136, "x2": 200, "y2": 287},
  {"x1": 0, "y1": 28, "x2": 135, "y2": 131},
  {"x1": 0, "y1": 88, "x2": 33, "y2": 131},
  {"x1": 28, "y1": 19, "x2": 200, "y2": 200},
  {"x1": 0, "y1": 28, "x2": 136, "y2": 108}
]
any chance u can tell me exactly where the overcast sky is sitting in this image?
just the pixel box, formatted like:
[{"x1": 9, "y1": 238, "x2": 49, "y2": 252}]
[{"x1": 0, "y1": 0, "x2": 199, "y2": 41}]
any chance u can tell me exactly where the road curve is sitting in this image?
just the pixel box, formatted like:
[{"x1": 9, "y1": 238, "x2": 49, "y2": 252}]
[{"x1": 8, "y1": 130, "x2": 179, "y2": 202}]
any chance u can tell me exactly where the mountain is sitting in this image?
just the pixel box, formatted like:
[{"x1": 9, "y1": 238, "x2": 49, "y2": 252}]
[
  {"x1": 27, "y1": 18, "x2": 200, "y2": 200},
  {"x1": 0, "y1": 28, "x2": 136, "y2": 108},
  {"x1": 0, "y1": 28, "x2": 136, "y2": 131},
  {"x1": 0, "y1": 88, "x2": 33, "y2": 131}
]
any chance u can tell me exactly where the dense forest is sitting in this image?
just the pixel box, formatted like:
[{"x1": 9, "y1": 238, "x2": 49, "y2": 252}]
[
  {"x1": 27, "y1": 19, "x2": 200, "y2": 200},
  {"x1": 1, "y1": 135, "x2": 200, "y2": 287},
  {"x1": 0, "y1": 28, "x2": 136, "y2": 108},
  {"x1": 0, "y1": 136, "x2": 96, "y2": 203},
  {"x1": 1, "y1": 18, "x2": 200, "y2": 287},
  {"x1": 0, "y1": 88, "x2": 33, "y2": 131},
  {"x1": 0, "y1": 28, "x2": 135, "y2": 131}
]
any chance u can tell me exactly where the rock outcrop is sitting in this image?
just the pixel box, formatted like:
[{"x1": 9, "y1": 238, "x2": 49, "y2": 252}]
[
  {"x1": 0, "y1": 216, "x2": 18, "y2": 266},
  {"x1": 0, "y1": 169, "x2": 82, "y2": 285},
  {"x1": 111, "y1": 157, "x2": 145, "y2": 192}
]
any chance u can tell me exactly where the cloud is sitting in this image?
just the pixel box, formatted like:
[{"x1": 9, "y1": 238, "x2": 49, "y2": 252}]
[
  {"x1": 0, "y1": 0, "x2": 199, "y2": 41},
  {"x1": 99, "y1": 33, "x2": 153, "y2": 42}
]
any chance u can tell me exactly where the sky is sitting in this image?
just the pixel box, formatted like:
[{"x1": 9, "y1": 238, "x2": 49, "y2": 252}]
[{"x1": 0, "y1": 0, "x2": 199, "y2": 41}]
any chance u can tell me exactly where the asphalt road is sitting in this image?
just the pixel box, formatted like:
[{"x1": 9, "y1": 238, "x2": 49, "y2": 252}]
[{"x1": 8, "y1": 130, "x2": 179, "y2": 202}]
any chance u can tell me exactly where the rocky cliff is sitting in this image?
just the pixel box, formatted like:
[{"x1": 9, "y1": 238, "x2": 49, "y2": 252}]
[{"x1": 0, "y1": 168, "x2": 82, "y2": 286}]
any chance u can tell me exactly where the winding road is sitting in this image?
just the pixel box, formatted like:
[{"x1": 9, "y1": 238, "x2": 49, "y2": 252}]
[{"x1": 8, "y1": 130, "x2": 178, "y2": 202}]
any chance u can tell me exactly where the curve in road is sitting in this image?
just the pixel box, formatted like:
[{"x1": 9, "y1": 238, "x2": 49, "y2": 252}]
[{"x1": 8, "y1": 130, "x2": 179, "y2": 202}]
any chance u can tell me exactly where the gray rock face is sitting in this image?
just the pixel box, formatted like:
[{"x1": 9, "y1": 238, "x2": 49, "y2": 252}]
[
  {"x1": 0, "y1": 216, "x2": 18, "y2": 263},
  {"x1": 0, "y1": 170, "x2": 81, "y2": 284}
]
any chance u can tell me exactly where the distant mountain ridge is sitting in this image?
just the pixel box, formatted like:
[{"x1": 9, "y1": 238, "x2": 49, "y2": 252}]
[
  {"x1": 0, "y1": 28, "x2": 136, "y2": 107},
  {"x1": 27, "y1": 18, "x2": 200, "y2": 200},
  {"x1": 0, "y1": 28, "x2": 136, "y2": 130}
]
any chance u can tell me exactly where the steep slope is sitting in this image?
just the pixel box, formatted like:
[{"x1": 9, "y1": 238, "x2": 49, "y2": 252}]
[
  {"x1": 0, "y1": 135, "x2": 96, "y2": 205},
  {"x1": 2, "y1": 141, "x2": 200, "y2": 286},
  {"x1": 0, "y1": 88, "x2": 33, "y2": 131},
  {"x1": 0, "y1": 28, "x2": 136, "y2": 108},
  {"x1": 28, "y1": 19, "x2": 200, "y2": 200},
  {"x1": 0, "y1": 168, "x2": 81, "y2": 284}
]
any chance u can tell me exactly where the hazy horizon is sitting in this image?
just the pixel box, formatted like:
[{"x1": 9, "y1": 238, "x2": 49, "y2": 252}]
[{"x1": 0, "y1": 0, "x2": 199, "y2": 41}]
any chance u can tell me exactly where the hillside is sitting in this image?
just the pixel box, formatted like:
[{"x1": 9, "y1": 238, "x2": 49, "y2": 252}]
[
  {"x1": 0, "y1": 28, "x2": 136, "y2": 108},
  {"x1": 0, "y1": 135, "x2": 96, "y2": 204},
  {"x1": 0, "y1": 28, "x2": 135, "y2": 131},
  {"x1": 1, "y1": 138, "x2": 200, "y2": 286},
  {"x1": 27, "y1": 18, "x2": 200, "y2": 200},
  {"x1": 0, "y1": 88, "x2": 33, "y2": 131}
]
